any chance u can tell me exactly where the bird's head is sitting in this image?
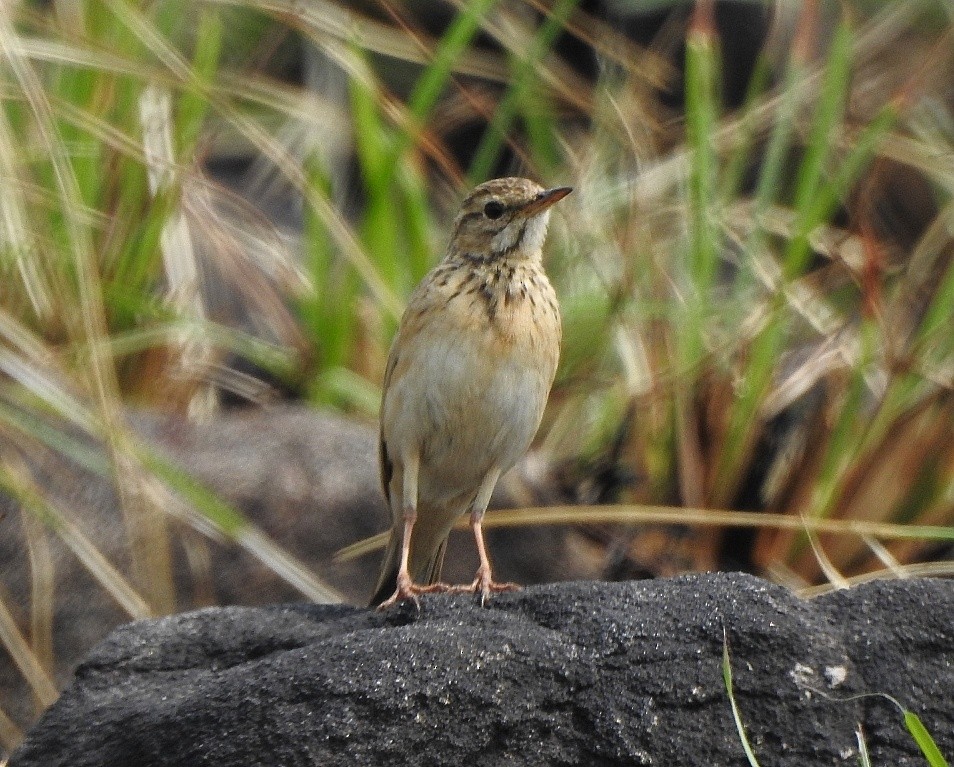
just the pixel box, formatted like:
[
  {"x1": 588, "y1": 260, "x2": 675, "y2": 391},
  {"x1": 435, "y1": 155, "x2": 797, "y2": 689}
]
[{"x1": 447, "y1": 177, "x2": 572, "y2": 263}]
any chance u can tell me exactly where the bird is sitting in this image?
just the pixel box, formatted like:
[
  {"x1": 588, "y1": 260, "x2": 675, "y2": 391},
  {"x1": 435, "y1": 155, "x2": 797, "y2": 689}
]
[{"x1": 369, "y1": 177, "x2": 571, "y2": 609}]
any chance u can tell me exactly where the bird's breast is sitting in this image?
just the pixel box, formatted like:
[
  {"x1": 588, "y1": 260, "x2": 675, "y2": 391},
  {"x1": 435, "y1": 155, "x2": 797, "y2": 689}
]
[{"x1": 381, "y1": 264, "x2": 561, "y2": 503}]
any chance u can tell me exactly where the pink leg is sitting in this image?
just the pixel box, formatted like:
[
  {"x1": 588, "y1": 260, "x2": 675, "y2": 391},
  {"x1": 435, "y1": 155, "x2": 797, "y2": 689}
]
[
  {"x1": 469, "y1": 513, "x2": 520, "y2": 606},
  {"x1": 449, "y1": 467, "x2": 521, "y2": 605},
  {"x1": 377, "y1": 453, "x2": 452, "y2": 610}
]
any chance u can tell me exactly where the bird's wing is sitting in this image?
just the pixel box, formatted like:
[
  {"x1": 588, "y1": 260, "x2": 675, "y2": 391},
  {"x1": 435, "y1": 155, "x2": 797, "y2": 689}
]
[
  {"x1": 378, "y1": 343, "x2": 400, "y2": 508},
  {"x1": 376, "y1": 270, "x2": 445, "y2": 508}
]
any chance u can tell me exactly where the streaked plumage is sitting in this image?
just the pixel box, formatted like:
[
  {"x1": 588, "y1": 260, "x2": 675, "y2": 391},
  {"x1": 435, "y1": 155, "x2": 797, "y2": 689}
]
[{"x1": 370, "y1": 178, "x2": 570, "y2": 608}]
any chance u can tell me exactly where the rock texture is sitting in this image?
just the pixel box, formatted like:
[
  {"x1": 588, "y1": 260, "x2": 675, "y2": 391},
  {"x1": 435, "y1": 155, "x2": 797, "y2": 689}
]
[
  {"x1": 11, "y1": 573, "x2": 953, "y2": 767},
  {"x1": 0, "y1": 405, "x2": 584, "y2": 744}
]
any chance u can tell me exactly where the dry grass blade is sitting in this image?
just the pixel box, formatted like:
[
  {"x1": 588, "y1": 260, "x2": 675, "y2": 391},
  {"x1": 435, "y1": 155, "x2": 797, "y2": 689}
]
[
  {"x1": 226, "y1": 88, "x2": 404, "y2": 318},
  {"x1": 210, "y1": 0, "x2": 509, "y2": 80},
  {"x1": 449, "y1": 0, "x2": 594, "y2": 114},
  {"x1": 778, "y1": 394, "x2": 952, "y2": 578},
  {"x1": 603, "y1": 1, "x2": 925, "y2": 211},
  {"x1": 862, "y1": 535, "x2": 907, "y2": 579},
  {"x1": 0, "y1": 446, "x2": 152, "y2": 618},
  {"x1": 139, "y1": 83, "x2": 216, "y2": 421},
  {"x1": 237, "y1": 528, "x2": 343, "y2": 604},
  {"x1": 0, "y1": 588, "x2": 57, "y2": 710},
  {"x1": 0, "y1": 102, "x2": 49, "y2": 320},
  {"x1": 1, "y1": 0, "x2": 951, "y2": 746},
  {"x1": 335, "y1": 504, "x2": 954, "y2": 562},
  {"x1": 0, "y1": 10, "x2": 108, "y2": 391},
  {"x1": 18, "y1": 503, "x2": 54, "y2": 675},
  {"x1": 99, "y1": 0, "x2": 403, "y2": 321},
  {"x1": 0, "y1": 341, "x2": 97, "y2": 434},
  {"x1": 0, "y1": 705, "x2": 22, "y2": 756},
  {"x1": 1, "y1": 3, "x2": 179, "y2": 612},
  {"x1": 12, "y1": 34, "x2": 157, "y2": 80},
  {"x1": 218, "y1": 71, "x2": 349, "y2": 123},
  {"x1": 803, "y1": 522, "x2": 850, "y2": 590},
  {"x1": 799, "y1": 560, "x2": 954, "y2": 597},
  {"x1": 16, "y1": 32, "x2": 349, "y2": 133}
]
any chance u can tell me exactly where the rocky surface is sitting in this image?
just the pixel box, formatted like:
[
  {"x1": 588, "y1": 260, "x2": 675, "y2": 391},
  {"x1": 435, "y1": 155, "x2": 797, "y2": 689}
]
[
  {"x1": 10, "y1": 573, "x2": 953, "y2": 766},
  {"x1": 0, "y1": 405, "x2": 587, "y2": 746}
]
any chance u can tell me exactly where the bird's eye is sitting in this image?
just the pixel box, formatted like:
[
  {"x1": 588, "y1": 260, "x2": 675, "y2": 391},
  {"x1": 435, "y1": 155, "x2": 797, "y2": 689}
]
[{"x1": 483, "y1": 200, "x2": 505, "y2": 220}]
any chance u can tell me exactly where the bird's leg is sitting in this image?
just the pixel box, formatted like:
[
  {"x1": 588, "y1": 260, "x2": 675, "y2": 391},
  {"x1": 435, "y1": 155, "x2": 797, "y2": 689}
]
[
  {"x1": 377, "y1": 453, "x2": 451, "y2": 610},
  {"x1": 470, "y1": 513, "x2": 520, "y2": 606},
  {"x1": 378, "y1": 453, "x2": 422, "y2": 609},
  {"x1": 452, "y1": 468, "x2": 520, "y2": 605}
]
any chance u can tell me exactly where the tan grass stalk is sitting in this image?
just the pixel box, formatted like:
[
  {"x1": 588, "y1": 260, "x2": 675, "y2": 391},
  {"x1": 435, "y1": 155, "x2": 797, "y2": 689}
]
[
  {"x1": 0, "y1": 703, "x2": 23, "y2": 755},
  {"x1": 799, "y1": 560, "x2": 954, "y2": 597},
  {"x1": 18, "y1": 504, "x2": 54, "y2": 675},
  {"x1": 0, "y1": 587, "x2": 57, "y2": 710},
  {"x1": 139, "y1": 83, "x2": 217, "y2": 421},
  {"x1": 803, "y1": 523, "x2": 850, "y2": 589},
  {"x1": 0, "y1": 452, "x2": 151, "y2": 619},
  {"x1": 336, "y1": 504, "x2": 954, "y2": 562},
  {"x1": 0, "y1": 4, "x2": 177, "y2": 614}
]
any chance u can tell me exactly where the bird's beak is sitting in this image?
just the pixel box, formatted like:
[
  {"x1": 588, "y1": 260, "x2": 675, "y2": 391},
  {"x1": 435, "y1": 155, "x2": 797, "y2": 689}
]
[{"x1": 521, "y1": 186, "x2": 572, "y2": 217}]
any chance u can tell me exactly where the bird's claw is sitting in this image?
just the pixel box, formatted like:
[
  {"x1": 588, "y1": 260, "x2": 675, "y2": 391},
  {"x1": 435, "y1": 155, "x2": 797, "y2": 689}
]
[
  {"x1": 449, "y1": 570, "x2": 521, "y2": 606},
  {"x1": 376, "y1": 577, "x2": 453, "y2": 611},
  {"x1": 478, "y1": 580, "x2": 521, "y2": 606}
]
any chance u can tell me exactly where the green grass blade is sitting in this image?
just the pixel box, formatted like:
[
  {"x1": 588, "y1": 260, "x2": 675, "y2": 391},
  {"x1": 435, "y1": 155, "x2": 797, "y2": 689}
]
[
  {"x1": 405, "y1": 0, "x2": 499, "y2": 133},
  {"x1": 711, "y1": 18, "x2": 894, "y2": 507},
  {"x1": 785, "y1": 103, "x2": 899, "y2": 280},
  {"x1": 313, "y1": 366, "x2": 382, "y2": 417},
  {"x1": 719, "y1": 49, "x2": 773, "y2": 202},
  {"x1": 805, "y1": 319, "x2": 876, "y2": 521},
  {"x1": 856, "y1": 726, "x2": 872, "y2": 767},
  {"x1": 348, "y1": 52, "x2": 404, "y2": 292},
  {"x1": 468, "y1": 0, "x2": 576, "y2": 183},
  {"x1": 785, "y1": 20, "x2": 853, "y2": 265},
  {"x1": 722, "y1": 629, "x2": 762, "y2": 767},
  {"x1": 904, "y1": 711, "x2": 950, "y2": 767},
  {"x1": 300, "y1": 151, "x2": 358, "y2": 378},
  {"x1": 176, "y1": 8, "x2": 223, "y2": 155},
  {"x1": 397, "y1": 164, "x2": 436, "y2": 283},
  {"x1": 747, "y1": 32, "x2": 808, "y2": 242},
  {"x1": 681, "y1": 6, "x2": 722, "y2": 373}
]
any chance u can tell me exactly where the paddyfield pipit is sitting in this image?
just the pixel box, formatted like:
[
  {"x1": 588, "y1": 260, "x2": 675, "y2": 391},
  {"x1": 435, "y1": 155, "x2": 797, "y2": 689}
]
[{"x1": 370, "y1": 177, "x2": 571, "y2": 609}]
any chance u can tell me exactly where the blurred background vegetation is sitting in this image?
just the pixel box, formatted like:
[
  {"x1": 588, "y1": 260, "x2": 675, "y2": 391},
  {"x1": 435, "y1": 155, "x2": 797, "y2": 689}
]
[{"x1": 0, "y1": 0, "x2": 952, "y2": 752}]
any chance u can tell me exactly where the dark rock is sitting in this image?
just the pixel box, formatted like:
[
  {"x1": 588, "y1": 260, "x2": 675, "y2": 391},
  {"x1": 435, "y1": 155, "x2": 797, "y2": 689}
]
[
  {"x1": 0, "y1": 405, "x2": 583, "y2": 745},
  {"x1": 11, "y1": 573, "x2": 953, "y2": 766}
]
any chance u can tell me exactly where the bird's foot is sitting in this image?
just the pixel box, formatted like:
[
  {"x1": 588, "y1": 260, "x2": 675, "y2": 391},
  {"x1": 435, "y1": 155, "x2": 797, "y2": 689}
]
[
  {"x1": 376, "y1": 574, "x2": 453, "y2": 611},
  {"x1": 450, "y1": 567, "x2": 521, "y2": 606}
]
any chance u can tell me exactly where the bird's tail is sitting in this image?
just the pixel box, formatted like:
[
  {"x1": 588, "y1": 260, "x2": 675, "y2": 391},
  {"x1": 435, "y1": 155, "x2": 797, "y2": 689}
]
[{"x1": 368, "y1": 522, "x2": 449, "y2": 607}]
